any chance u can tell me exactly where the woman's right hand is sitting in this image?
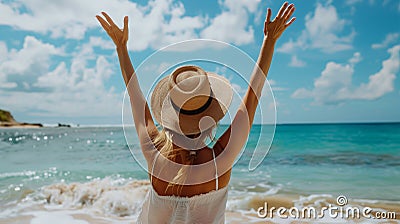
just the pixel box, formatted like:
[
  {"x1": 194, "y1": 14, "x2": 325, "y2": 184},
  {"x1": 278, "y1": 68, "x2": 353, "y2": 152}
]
[{"x1": 96, "y1": 12, "x2": 129, "y2": 48}]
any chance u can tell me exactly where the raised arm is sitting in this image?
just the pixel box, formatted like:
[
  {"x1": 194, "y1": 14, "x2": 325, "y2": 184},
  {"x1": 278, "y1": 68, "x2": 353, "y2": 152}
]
[
  {"x1": 215, "y1": 3, "x2": 296, "y2": 166},
  {"x1": 96, "y1": 13, "x2": 157, "y2": 141}
]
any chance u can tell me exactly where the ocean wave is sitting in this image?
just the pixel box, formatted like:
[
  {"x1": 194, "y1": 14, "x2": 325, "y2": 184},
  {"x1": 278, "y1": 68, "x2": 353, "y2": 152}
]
[
  {"x1": 1, "y1": 177, "x2": 399, "y2": 223},
  {"x1": 3, "y1": 177, "x2": 280, "y2": 219},
  {"x1": 37, "y1": 177, "x2": 149, "y2": 217},
  {"x1": 0, "y1": 177, "x2": 151, "y2": 222},
  {"x1": 0, "y1": 170, "x2": 38, "y2": 179}
]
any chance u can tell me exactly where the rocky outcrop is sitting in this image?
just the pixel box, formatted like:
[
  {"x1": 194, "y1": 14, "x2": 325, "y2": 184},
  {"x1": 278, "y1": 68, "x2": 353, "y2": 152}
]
[{"x1": 0, "y1": 109, "x2": 43, "y2": 127}]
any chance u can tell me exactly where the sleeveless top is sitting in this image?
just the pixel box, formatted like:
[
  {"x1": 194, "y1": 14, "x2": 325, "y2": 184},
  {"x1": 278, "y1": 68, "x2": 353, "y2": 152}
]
[{"x1": 136, "y1": 149, "x2": 228, "y2": 224}]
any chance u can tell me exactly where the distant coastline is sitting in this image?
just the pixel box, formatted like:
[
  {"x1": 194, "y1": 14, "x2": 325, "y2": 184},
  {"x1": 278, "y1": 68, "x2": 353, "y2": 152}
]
[
  {"x1": 0, "y1": 109, "x2": 75, "y2": 128},
  {"x1": 0, "y1": 109, "x2": 43, "y2": 128},
  {"x1": 1, "y1": 108, "x2": 398, "y2": 128}
]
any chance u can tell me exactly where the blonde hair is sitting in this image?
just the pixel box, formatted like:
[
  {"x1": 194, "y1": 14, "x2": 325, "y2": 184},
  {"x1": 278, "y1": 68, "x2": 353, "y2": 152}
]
[{"x1": 152, "y1": 127, "x2": 217, "y2": 194}]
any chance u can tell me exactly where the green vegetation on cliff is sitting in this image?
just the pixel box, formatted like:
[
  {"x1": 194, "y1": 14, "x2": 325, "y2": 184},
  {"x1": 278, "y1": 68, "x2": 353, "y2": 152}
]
[
  {"x1": 0, "y1": 109, "x2": 16, "y2": 123},
  {"x1": 0, "y1": 109, "x2": 42, "y2": 127}
]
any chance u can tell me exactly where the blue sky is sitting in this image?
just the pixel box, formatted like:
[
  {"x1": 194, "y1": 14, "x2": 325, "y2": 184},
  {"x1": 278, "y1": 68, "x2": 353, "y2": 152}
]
[{"x1": 0, "y1": 0, "x2": 399, "y2": 125}]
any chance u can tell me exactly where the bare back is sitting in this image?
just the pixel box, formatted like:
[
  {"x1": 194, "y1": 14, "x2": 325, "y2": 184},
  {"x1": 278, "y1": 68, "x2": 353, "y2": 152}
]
[{"x1": 150, "y1": 144, "x2": 232, "y2": 197}]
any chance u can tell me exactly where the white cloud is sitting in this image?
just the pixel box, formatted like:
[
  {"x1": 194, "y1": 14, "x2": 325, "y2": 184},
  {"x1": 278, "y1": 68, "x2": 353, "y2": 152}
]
[
  {"x1": 0, "y1": 0, "x2": 204, "y2": 50},
  {"x1": 0, "y1": 42, "x2": 15, "y2": 88},
  {"x1": 276, "y1": 39, "x2": 302, "y2": 53},
  {"x1": 263, "y1": 79, "x2": 287, "y2": 94},
  {"x1": 0, "y1": 0, "x2": 101, "y2": 39},
  {"x1": 200, "y1": 0, "x2": 261, "y2": 45},
  {"x1": 348, "y1": 52, "x2": 362, "y2": 65},
  {"x1": 0, "y1": 41, "x2": 7, "y2": 62},
  {"x1": 352, "y1": 46, "x2": 399, "y2": 100},
  {"x1": 0, "y1": 36, "x2": 122, "y2": 118},
  {"x1": 88, "y1": 37, "x2": 115, "y2": 50},
  {"x1": 371, "y1": 33, "x2": 399, "y2": 49},
  {"x1": 0, "y1": 0, "x2": 260, "y2": 52},
  {"x1": 295, "y1": 61, "x2": 354, "y2": 104},
  {"x1": 0, "y1": 36, "x2": 63, "y2": 90},
  {"x1": 278, "y1": 2, "x2": 355, "y2": 53},
  {"x1": 289, "y1": 55, "x2": 306, "y2": 67},
  {"x1": 72, "y1": 37, "x2": 116, "y2": 63},
  {"x1": 130, "y1": 0, "x2": 205, "y2": 51},
  {"x1": 292, "y1": 45, "x2": 399, "y2": 104}
]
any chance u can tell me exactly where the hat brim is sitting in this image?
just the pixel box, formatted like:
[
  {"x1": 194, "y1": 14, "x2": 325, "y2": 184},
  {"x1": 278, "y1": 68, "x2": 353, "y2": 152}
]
[{"x1": 151, "y1": 72, "x2": 233, "y2": 135}]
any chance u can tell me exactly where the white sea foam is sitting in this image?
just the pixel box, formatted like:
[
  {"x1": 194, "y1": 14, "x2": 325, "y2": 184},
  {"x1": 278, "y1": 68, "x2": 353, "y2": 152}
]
[
  {"x1": 226, "y1": 184, "x2": 281, "y2": 211},
  {"x1": 0, "y1": 170, "x2": 37, "y2": 178},
  {"x1": 0, "y1": 177, "x2": 150, "y2": 221},
  {"x1": 29, "y1": 211, "x2": 90, "y2": 224},
  {"x1": 1, "y1": 177, "x2": 398, "y2": 223},
  {"x1": 39, "y1": 177, "x2": 150, "y2": 217}
]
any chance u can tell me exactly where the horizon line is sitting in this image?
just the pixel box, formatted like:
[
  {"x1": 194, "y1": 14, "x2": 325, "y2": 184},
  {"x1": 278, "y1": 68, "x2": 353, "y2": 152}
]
[{"x1": 37, "y1": 120, "x2": 400, "y2": 128}]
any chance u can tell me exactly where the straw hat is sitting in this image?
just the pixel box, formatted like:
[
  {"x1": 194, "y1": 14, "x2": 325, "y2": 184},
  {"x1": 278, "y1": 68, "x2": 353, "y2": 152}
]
[{"x1": 151, "y1": 65, "x2": 233, "y2": 135}]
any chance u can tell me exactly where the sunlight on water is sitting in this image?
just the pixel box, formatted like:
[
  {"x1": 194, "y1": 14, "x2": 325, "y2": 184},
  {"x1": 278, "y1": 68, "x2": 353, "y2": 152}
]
[{"x1": 0, "y1": 124, "x2": 399, "y2": 222}]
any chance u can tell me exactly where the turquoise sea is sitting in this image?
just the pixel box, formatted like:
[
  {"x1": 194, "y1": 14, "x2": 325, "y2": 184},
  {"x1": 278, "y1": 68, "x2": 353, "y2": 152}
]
[{"x1": 0, "y1": 123, "x2": 399, "y2": 223}]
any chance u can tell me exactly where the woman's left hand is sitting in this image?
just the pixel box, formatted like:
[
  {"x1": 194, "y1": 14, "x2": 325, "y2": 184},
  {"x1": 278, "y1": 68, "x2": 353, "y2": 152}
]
[
  {"x1": 264, "y1": 2, "x2": 296, "y2": 40},
  {"x1": 96, "y1": 12, "x2": 129, "y2": 48}
]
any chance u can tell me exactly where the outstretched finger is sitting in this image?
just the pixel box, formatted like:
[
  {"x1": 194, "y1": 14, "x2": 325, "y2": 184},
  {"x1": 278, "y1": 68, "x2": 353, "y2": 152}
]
[
  {"x1": 266, "y1": 8, "x2": 272, "y2": 23},
  {"x1": 123, "y1": 16, "x2": 129, "y2": 41},
  {"x1": 285, "y1": 17, "x2": 296, "y2": 27},
  {"x1": 96, "y1": 15, "x2": 111, "y2": 33},
  {"x1": 277, "y1": 2, "x2": 289, "y2": 18},
  {"x1": 284, "y1": 5, "x2": 295, "y2": 21},
  {"x1": 283, "y1": 4, "x2": 294, "y2": 20},
  {"x1": 102, "y1": 12, "x2": 117, "y2": 28}
]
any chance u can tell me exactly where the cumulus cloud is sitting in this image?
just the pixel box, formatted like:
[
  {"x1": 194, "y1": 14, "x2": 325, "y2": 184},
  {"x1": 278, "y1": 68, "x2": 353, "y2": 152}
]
[
  {"x1": 292, "y1": 45, "x2": 399, "y2": 104},
  {"x1": 352, "y1": 46, "x2": 399, "y2": 100},
  {"x1": 0, "y1": 0, "x2": 260, "y2": 51},
  {"x1": 0, "y1": 36, "x2": 122, "y2": 118},
  {"x1": 0, "y1": 36, "x2": 63, "y2": 90},
  {"x1": 371, "y1": 33, "x2": 399, "y2": 49},
  {"x1": 289, "y1": 55, "x2": 306, "y2": 67},
  {"x1": 0, "y1": 0, "x2": 103, "y2": 39},
  {"x1": 348, "y1": 52, "x2": 362, "y2": 65},
  {"x1": 0, "y1": 0, "x2": 205, "y2": 51},
  {"x1": 0, "y1": 42, "x2": 14, "y2": 88},
  {"x1": 200, "y1": 0, "x2": 261, "y2": 45},
  {"x1": 278, "y1": 2, "x2": 355, "y2": 53},
  {"x1": 128, "y1": 0, "x2": 205, "y2": 51}
]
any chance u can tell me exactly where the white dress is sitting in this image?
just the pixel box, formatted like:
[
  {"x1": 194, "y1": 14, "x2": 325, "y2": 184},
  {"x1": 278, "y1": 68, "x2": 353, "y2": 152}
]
[{"x1": 137, "y1": 149, "x2": 228, "y2": 224}]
